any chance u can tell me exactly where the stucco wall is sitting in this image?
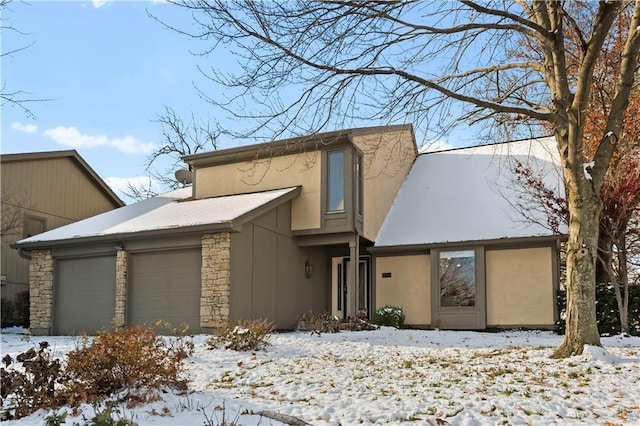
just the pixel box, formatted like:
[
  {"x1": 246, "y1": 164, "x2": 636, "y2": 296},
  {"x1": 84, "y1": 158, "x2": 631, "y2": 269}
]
[
  {"x1": 194, "y1": 151, "x2": 321, "y2": 231},
  {"x1": 352, "y1": 128, "x2": 416, "y2": 241},
  {"x1": 485, "y1": 247, "x2": 555, "y2": 326},
  {"x1": 375, "y1": 254, "x2": 430, "y2": 325}
]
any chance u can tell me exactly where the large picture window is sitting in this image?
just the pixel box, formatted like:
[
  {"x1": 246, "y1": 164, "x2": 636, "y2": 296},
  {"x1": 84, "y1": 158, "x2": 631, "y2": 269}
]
[
  {"x1": 327, "y1": 150, "x2": 345, "y2": 212},
  {"x1": 439, "y1": 250, "x2": 476, "y2": 307}
]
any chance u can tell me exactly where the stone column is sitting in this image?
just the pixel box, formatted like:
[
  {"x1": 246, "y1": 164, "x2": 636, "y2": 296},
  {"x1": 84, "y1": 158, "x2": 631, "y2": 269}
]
[
  {"x1": 29, "y1": 250, "x2": 54, "y2": 335},
  {"x1": 115, "y1": 250, "x2": 127, "y2": 328},
  {"x1": 200, "y1": 233, "x2": 231, "y2": 331}
]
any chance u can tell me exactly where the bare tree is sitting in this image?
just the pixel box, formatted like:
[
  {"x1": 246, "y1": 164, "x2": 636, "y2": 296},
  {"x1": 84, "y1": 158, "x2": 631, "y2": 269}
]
[
  {"x1": 146, "y1": 106, "x2": 219, "y2": 189},
  {"x1": 508, "y1": 5, "x2": 640, "y2": 336},
  {"x1": 1, "y1": 191, "x2": 26, "y2": 241},
  {"x1": 1, "y1": 0, "x2": 51, "y2": 119},
  {"x1": 160, "y1": 0, "x2": 640, "y2": 356},
  {"x1": 118, "y1": 177, "x2": 160, "y2": 203}
]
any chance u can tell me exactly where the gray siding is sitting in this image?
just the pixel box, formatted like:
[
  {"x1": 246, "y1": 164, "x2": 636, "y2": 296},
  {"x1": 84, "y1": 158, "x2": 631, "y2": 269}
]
[{"x1": 230, "y1": 203, "x2": 329, "y2": 329}]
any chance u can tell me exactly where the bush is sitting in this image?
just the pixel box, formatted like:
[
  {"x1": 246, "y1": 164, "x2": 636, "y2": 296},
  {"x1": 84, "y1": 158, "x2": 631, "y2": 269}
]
[
  {"x1": 63, "y1": 325, "x2": 193, "y2": 406},
  {"x1": 207, "y1": 319, "x2": 274, "y2": 351},
  {"x1": 372, "y1": 305, "x2": 406, "y2": 328},
  {"x1": 1, "y1": 298, "x2": 15, "y2": 327},
  {"x1": 1, "y1": 291, "x2": 30, "y2": 329},
  {"x1": 1, "y1": 342, "x2": 63, "y2": 420},
  {"x1": 296, "y1": 311, "x2": 341, "y2": 335},
  {"x1": 555, "y1": 283, "x2": 640, "y2": 336}
]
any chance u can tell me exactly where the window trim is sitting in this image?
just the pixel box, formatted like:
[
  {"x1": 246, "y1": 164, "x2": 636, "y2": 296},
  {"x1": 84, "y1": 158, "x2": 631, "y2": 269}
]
[
  {"x1": 23, "y1": 215, "x2": 47, "y2": 239},
  {"x1": 430, "y1": 246, "x2": 486, "y2": 312},
  {"x1": 437, "y1": 248, "x2": 477, "y2": 309}
]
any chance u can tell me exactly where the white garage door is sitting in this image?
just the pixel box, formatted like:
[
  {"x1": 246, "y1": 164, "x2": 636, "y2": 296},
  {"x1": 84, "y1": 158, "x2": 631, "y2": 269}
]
[
  {"x1": 128, "y1": 249, "x2": 201, "y2": 332},
  {"x1": 56, "y1": 256, "x2": 116, "y2": 335}
]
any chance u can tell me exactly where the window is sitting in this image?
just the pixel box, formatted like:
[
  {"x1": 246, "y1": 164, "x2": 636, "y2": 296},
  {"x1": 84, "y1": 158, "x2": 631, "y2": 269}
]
[
  {"x1": 327, "y1": 150, "x2": 344, "y2": 212},
  {"x1": 24, "y1": 216, "x2": 46, "y2": 238},
  {"x1": 439, "y1": 250, "x2": 476, "y2": 307},
  {"x1": 355, "y1": 152, "x2": 363, "y2": 216},
  {"x1": 337, "y1": 263, "x2": 343, "y2": 310}
]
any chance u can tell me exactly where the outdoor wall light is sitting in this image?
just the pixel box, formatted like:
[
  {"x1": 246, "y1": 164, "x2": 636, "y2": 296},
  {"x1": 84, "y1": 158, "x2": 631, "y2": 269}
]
[{"x1": 304, "y1": 259, "x2": 312, "y2": 279}]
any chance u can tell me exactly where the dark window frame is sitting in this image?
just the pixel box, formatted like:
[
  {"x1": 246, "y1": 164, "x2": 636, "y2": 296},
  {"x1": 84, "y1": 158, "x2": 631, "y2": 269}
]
[{"x1": 23, "y1": 215, "x2": 47, "y2": 238}]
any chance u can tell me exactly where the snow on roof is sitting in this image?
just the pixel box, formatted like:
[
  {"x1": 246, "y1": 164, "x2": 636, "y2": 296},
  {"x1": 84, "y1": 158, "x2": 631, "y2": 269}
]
[
  {"x1": 16, "y1": 187, "x2": 299, "y2": 245},
  {"x1": 375, "y1": 137, "x2": 565, "y2": 247}
]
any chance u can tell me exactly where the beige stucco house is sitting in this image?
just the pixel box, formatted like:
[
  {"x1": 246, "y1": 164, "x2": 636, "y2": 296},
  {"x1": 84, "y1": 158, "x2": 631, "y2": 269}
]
[
  {"x1": 12, "y1": 126, "x2": 565, "y2": 335},
  {"x1": 1, "y1": 150, "x2": 124, "y2": 324}
]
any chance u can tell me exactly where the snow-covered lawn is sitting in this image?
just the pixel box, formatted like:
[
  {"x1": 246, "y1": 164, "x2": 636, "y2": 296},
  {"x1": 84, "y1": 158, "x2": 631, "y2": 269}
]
[{"x1": 2, "y1": 328, "x2": 639, "y2": 425}]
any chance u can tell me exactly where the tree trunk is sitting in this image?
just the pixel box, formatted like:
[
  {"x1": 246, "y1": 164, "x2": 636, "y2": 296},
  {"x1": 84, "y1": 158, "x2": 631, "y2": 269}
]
[{"x1": 552, "y1": 172, "x2": 603, "y2": 358}]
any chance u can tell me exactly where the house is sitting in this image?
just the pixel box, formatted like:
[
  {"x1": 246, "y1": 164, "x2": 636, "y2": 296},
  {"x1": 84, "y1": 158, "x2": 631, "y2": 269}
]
[
  {"x1": 1, "y1": 150, "x2": 124, "y2": 325},
  {"x1": 12, "y1": 126, "x2": 565, "y2": 335},
  {"x1": 371, "y1": 138, "x2": 564, "y2": 330}
]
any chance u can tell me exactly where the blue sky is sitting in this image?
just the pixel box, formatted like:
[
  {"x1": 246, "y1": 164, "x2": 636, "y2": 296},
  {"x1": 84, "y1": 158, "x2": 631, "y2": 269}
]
[
  {"x1": 1, "y1": 0, "x2": 459, "y2": 203},
  {"x1": 1, "y1": 0, "x2": 229, "y2": 201}
]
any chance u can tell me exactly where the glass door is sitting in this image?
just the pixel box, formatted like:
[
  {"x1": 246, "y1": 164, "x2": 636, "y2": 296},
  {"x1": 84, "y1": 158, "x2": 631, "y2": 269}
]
[{"x1": 333, "y1": 257, "x2": 370, "y2": 320}]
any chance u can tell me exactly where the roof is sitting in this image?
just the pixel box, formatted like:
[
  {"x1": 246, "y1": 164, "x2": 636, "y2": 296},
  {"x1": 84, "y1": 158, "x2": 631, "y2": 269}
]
[
  {"x1": 183, "y1": 124, "x2": 415, "y2": 167},
  {"x1": 374, "y1": 136, "x2": 566, "y2": 248},
  {"x1": 13, "y1": 186, "x2": 301, "y2": 249},
  {"x1": 1, "y1": 150, "x2": 124, "y2": 208}
]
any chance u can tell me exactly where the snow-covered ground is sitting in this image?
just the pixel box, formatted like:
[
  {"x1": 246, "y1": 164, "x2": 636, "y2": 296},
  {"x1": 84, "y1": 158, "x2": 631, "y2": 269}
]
[{"x1": 1, "y1": 328, "x2": 639, "y2": 425}]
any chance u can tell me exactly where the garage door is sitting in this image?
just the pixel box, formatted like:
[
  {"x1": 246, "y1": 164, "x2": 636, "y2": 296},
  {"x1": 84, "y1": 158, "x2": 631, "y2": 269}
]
[
  {"x1": 128, "y1": 249, "x2": 201, "y2": 332},
  {"x1": 56, "y1": 256, "x2": 116, "y2": 335}
]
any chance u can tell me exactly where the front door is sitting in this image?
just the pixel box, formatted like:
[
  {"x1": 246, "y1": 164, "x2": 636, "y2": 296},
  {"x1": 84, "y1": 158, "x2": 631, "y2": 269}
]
[{"x1": 332, "y1": 256, "x2": 370, "y2": 320}]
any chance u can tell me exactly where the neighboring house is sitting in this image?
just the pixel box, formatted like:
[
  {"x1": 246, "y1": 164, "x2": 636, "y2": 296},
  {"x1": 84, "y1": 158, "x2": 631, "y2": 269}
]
[
  {"x1": 1, "y1": 151, "x2": 124, "y2": 320},
  {"x1": 12, "y1": 126, "x2": 565, "y2": 335}
]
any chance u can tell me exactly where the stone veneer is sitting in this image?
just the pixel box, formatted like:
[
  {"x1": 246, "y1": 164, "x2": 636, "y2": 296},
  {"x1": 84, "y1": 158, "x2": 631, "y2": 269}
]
[
  {"x1": 115, "y1": 250, "x2": 127, "y2": 327},
  {"x1": 200, "y1": 233, "x2": 231, "y2": 329},
  {"x1": 29, "y1": 249, "x2": 54, "y2": 335}
]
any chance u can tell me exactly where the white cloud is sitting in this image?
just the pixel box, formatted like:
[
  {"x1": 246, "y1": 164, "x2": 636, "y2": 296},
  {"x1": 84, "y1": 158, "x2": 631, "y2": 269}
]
[
  {"x1": 419, "y1": 139, "x2": 455, "y2": 153},
  {"x1": 11, "y1": 121, "x2": 39, "y2": 134},
  {"x1": 43, "y1": 126, "x2": 155, "y2": 154},
  {"x1": 92, "y1": 0, "x2": 111, "y2": 8}
]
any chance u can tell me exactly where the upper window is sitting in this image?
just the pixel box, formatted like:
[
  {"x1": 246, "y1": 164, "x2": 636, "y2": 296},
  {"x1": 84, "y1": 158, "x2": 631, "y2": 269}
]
[
  {"x1": 327, "y1": 150, "x2": 345, "y2": 212},
  {"x1": 24, "y1": 216, "x2": 46, "y2": 238},
  {"x1": 439, "y1": 250, "x2": 476, "y2": 307}
]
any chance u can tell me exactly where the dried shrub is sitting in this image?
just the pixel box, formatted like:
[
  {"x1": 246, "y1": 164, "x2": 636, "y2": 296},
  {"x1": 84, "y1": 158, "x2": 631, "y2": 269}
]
[
  {"x1": 0, "y1": 298, "x2": 15, "y2": 327},
  {"x1": 1, "y1": 342, "x2": 64, "y2": 420},
  {"x1": 1, "y1": 291, "x2": 30, "y2": 328},
  {"x1": 63, "y1": 325, "x2": 193, "y2": 406},
  {"x1": 372, "y1": 305, "x2": 406, "y2": 328},
  {"x1": 296, "y1": 311, "x2": 341, "y2": 335},
  {"x1": 207, "y1": 319, "x2": 274, "y2": 351},
  {"x1": 341, "y1": 312, "x2": 378, "y2": 331}
]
